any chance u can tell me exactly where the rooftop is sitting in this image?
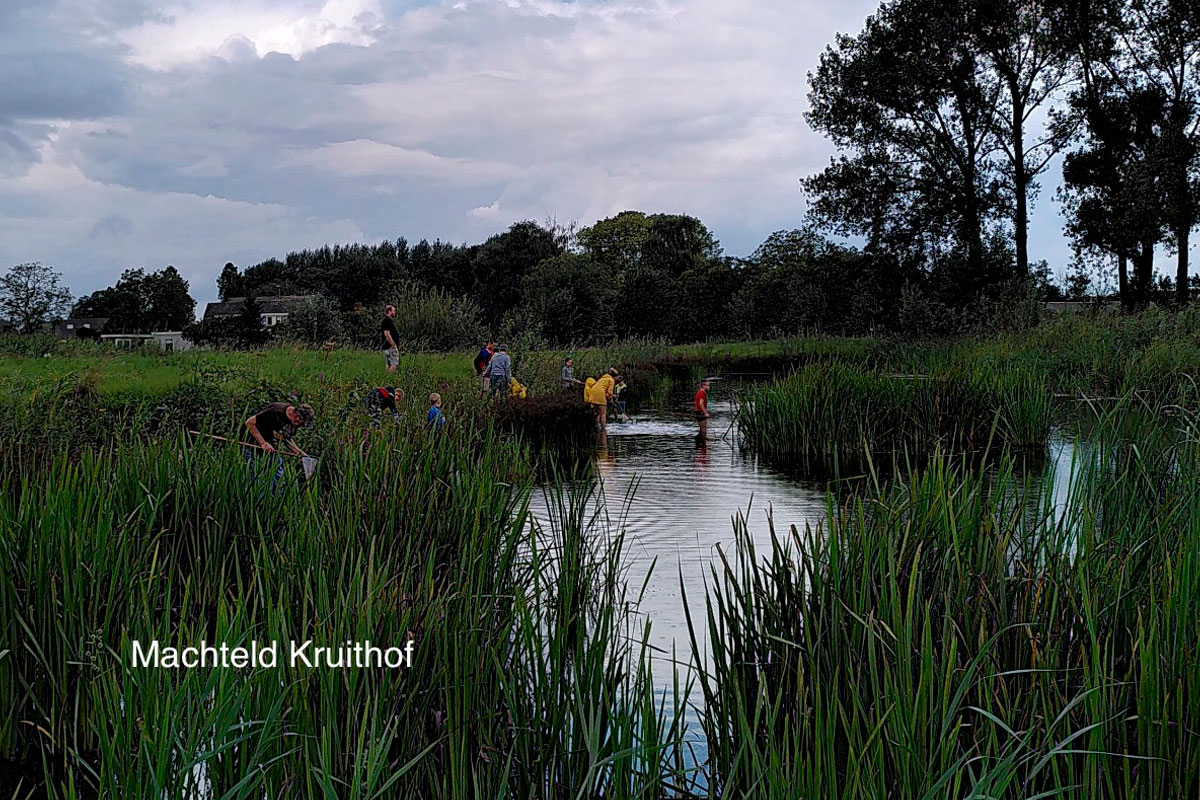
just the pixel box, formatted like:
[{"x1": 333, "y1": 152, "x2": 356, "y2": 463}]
[{"x1": 203, "y1": 295, "x2": 314, "y2": 318}]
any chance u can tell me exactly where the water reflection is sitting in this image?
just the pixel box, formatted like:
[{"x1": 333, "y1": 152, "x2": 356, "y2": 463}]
[
  {"x1": 533, "y1": 408, "x2": 1088, "y2": 780},
  {"x1": 588, "y1": 414, "x2": 830, "y2": 680}
]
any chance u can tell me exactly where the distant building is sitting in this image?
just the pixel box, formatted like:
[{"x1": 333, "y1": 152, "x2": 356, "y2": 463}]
[
  {"x1": 55, "y1": 317, "x2": 109, "y2": 338},
  {"x1": 101, "y1": 331, "x2": 193, "y2": 353},
  {"x1": 202, "y1": 296, "x2": 314, "y2": 329}
]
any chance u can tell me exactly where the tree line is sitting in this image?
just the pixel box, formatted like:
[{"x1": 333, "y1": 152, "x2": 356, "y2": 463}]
[
  {"x1": 805, "y1": 0, "x2": 1200, "y2": 309},
  {"x1": 0, "y1": 208, "x2": 1083, "y2": 349},
  {"x1": 196, "y1": 210, "x2": 1060, "y2": 350}
]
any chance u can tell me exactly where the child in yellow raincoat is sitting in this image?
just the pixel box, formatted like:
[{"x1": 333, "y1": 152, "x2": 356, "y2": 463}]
[{"x1": 585, "y1": 370, "x2": 616, "y2": 434}]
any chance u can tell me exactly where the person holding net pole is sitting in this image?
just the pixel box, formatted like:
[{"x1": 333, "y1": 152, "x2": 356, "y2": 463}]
[{"x1": 244, "y1": 401, "x2": 315, "y2": 493}]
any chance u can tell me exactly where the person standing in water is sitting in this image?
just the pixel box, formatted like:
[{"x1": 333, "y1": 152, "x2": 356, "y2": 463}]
[
  {"x1": 613, "y1": 377, "x2": 628, "y2": 420},
  {"x1": 587, "y1": 369, "x2": 617, "y2": 439},
  {"x1": 694, "y1": 378, "x2": 711, "y2": 438}
]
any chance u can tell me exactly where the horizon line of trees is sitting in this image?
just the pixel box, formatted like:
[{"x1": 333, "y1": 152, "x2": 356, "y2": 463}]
[
  {"x1": 193, "y1": 211, "x2": 1070, "y2": 349},
  {"x1": 0, "y1": 203, "x2": 1177, "y2": 349}
]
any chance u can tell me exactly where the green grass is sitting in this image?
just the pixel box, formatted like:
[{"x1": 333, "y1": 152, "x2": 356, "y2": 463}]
[
  {"x1": 0, "y1": 335, "x2": 875, "y2": 399},
  {"x1": 0, "y1": 427, "x2": 690, "y2": 798},
  {"x1": 0, "y1": 348, "x2": 470, "y2": 394}
]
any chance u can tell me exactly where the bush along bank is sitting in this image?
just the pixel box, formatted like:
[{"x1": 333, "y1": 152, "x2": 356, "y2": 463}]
[{"x1": 0, "y1": 364, "x2": 597, "y2": 470}]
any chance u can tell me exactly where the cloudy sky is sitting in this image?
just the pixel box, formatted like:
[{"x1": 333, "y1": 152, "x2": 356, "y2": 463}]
[{"x1": 1, "y1": 0, "x2": 1075, "y2": 310}]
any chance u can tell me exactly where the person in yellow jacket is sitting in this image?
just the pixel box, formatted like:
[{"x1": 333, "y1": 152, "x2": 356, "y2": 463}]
[{"x1": 585, "y1": 369, "x2": 617, "y2": 436}]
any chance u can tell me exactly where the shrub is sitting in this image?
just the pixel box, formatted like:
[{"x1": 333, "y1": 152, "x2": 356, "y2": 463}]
[{"x1": 274, "y1": 295, "x2": 345, "y2": 346}]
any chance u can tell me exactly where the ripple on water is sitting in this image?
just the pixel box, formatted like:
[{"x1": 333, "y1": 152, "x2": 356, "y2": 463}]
[{"x1": 533, "y1": 412, "x2": 1085, "y2": 779}]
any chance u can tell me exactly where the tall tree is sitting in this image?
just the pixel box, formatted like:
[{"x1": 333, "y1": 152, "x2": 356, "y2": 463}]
[
  {"x1": 217, "y1": 262, "x2": 244, "y2": 299},
  {"x1": 1119, "y1": 0, "x2": 1200, "y2": 304},
  {"x1": 641, "y1": 214, "x2": 722, "y2": 276},
  {"x1": 510, "y1": 253, "x2": 618, "y2": 345},
  {"x1": 143, "y1": 266, "x2": 196, "y2": 330},
  {"x1": 1060, "y1": 84, "x2": 1167, "y2": 306},
  {"x1": 1058, "y1": 0, "x2": 1198, "y2": 305},
  {"x1": 577, "y1": 211, "x2": 651, "y2": 272},
  {"x1": 973, "y1": 0, "x2": 1079, "y2": 275},
  {"x1": 470, "y1": 221, "x2": 562, "y2": 330},
  {"x1": 217, "y1": 262, "x2": 244, "y2": 301},
  {"x1": 0, "y1": 262, "x2": 72, "y2": 334},
  {"x1": 237, "y1": 294, "x2": 270, "y2": 347},
  {"x1": 806, "y1": 0, "x2": 1006, "y2": 279},
  {"x1": 72, "y1": 278, "x2": 141, "y2": 330},
  {"x1": 72, "y1": 266, "x2": 196, "y2": 332}
]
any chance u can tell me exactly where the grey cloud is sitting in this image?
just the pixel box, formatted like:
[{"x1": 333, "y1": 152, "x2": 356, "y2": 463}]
[
  {"x1": 90, "y1": 212, "x2": 134, "y2": 239},
  {"x1": 0, "y1": 51, "x2": 129, "y2": 122},
  {"x1": 0, "y1": 124, "x2": 49, "y2": 177},
  {"x1": 0, "y1": 0, "x2": 41, "y2": 28},
  {"x1": 4, "y1": 0, "x2": 914, "y2": 304},
  {"x1": 66, "y1": 0, "x2": 816, "y2": 250},
  {"x1": 0, "y1": 0, "x2": 146, "y2": 174}
]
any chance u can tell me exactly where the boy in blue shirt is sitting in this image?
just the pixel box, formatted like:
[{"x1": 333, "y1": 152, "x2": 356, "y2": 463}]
[{"x1": 427, "y1": 392, "x2": 446, "y2": 430}]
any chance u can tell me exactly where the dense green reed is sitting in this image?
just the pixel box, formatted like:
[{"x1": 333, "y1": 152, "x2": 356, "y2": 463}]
[
  {"x1": 739, "y1": 362, "x2": 1053, "y2": 463},
  {"x1": 689, "y1": 413, "x2": 1200, "y2": 798},
  {"x1": 0, "y1": 424, "x2": 689, "y2": 798}
]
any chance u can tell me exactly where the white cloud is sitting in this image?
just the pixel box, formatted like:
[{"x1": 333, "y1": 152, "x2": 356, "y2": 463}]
[
  {"x1": 280, "y1": 139, "x2": 520, "y2": 183},
  {"x1": 468, "y1": 200, "x2": 501, "y2": 219},
  {"x1": 119, "y1": 0, "x2": 386, "y2": 69},
  {"x1": 5, "y1": 0, "x2": 923, "y2": 305}
]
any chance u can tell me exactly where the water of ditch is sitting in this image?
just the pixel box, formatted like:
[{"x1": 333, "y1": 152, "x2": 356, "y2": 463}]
[{"x1": 530, "y1": 399, "x2": 1082, "y2": 782}]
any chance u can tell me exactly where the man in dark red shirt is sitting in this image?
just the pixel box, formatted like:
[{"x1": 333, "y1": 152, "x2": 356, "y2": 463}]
[{"x1": 694, "y1": 378, "x2": 711, "y2": 438}]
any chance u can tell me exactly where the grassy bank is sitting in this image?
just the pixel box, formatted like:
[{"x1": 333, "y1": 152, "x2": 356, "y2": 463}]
[
  {"x1": 739, "y1": 362, "x2": 1053, "y2": 463},
  {"x1": 736, "y1": 308, "x2": 1200, "y2": 464}
]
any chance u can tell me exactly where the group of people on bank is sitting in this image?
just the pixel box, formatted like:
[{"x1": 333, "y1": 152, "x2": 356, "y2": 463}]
[
  {"x1": 236, "y1": 306, "x2": 715, "y2": 493},
  {"x1": 477, "y1": 341, "x2": 632, "y2": 429},
  {"x1": 473, "y1": 341, "x2": 523, "y2": 397}
]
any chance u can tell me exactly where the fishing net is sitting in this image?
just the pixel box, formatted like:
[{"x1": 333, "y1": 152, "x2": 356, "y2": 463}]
[{"x1": 301, "y1": 456, "x2": 319, "y2": 480}]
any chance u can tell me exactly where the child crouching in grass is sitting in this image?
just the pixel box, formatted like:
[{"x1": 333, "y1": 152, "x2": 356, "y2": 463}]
[{"x1": 427, "y1": 393, "x2": 446, "y2": 430}]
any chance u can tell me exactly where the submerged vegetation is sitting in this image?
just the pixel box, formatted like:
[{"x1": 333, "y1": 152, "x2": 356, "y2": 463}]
[{"x1": 3, "y1": 310, "x2": 1200, "y2": 797}]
